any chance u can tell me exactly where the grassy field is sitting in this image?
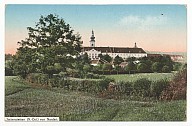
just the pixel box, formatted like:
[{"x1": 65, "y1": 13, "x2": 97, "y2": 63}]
[
  {"x1": 105, "y1": 72, "x2": 175, "y2": 82},
  {"x1": 5, "y1": 76, "x2": 186, "y2": 121}
]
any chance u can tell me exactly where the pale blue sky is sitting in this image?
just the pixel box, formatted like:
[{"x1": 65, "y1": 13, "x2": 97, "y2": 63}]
[{"x1": 5, "y1": 4, "x2": 187, "y2": 54}]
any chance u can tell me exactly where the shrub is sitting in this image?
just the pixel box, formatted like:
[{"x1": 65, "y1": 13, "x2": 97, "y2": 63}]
[
  {"x1": 117, "y1": 81, "x2": 133, "y2": 95},
  {"x1": 92, "y1": 74, "x2": 100, "y2": 79},
  {"x1": 151, "y1": 62, "x2": 162, "y2": 73},
  {"x1": 5, "y1": 67, "x2": 14, "y2": 76},
  {"x1": 133, "y1": 78, "x2": 151, "y2": 97},
  {"x1": 162, "y1": 65, "x2": 171, "y2": 73},
  {"x1": 137, "y1": 63, "x2": 148, "y2": 73},
  {"x1": 86, "y1": 72, "x2": 94, "y2": 79},
  {"x1": 48, "y1": 74, "x2": 60, "y2": 87},
  {"x1": 61, "y1": 79, "x2": 72, "y2": 90},
  {"x1": 150, "y1": 79, "x2": 169, "y2": 99},
  {"x1": 160, "y1": 64, "x2": 187, "y2": 100},
  {"x1": 173, "y1": 62, "x2": 182, "y2": 71},
  {"x1": 38, "y1": 74, "x2": 49, "y2": 85},
  {"x1": 26, "y1": 73, "x2": 49, "y2": 85}
]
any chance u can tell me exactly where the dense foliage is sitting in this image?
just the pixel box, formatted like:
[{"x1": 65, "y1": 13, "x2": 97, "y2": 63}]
[
  {"x1": 25, "y1": 72, "x2": 171, "y2": 100},
  {"x1": 92, "y1": 54, "x2": 175, "y2": 75},
  {"x1": 5, "y1": 54, "x2": 15, "y2": 76},
  {"x1": 12, "y1": 14, "x2": 83, "y2": 78},
  {"x1": 160, "y1": 64, "x2": 187, "y2": 100}
]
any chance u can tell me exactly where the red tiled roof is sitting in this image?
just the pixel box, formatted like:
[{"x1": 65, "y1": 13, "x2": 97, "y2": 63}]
[{"x1": 91, "y1": 59, "x2": 100, "y2": 64}]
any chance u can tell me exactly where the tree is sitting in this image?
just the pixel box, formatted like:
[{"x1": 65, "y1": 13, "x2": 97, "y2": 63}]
[
  {"x1": 151, "y1": 62, "x2": 162, "y2": 73},
  {"x1": 12, "y1": 47, "x2": 37, "y2": 78},
  {"x1": 13, "y1": 14, "x2": 82, "y2": 78},
  {"x1": 161, "y1": 55, "x2": 173, "y2": 71},
  {"x1": 92, "y1": 65, "x2": 100, "y2": 74},
  {"x1": 124, "y1": 62, "x2": 136, "y2": 74},
  {"x1": 98, "y1": 54, "x2": 103, "y2": 59},
  {"x1": 103, "y1": 54, "x2": 112, "y2": 63},
  {"x1": 137, "y1": 63, "x2": 148, "y2": 73},
  {"x1": 126, "y1": 57, "x2": 136, "y2": 62},
  {"x1": 162, "y1": 65, "x2": 171, "y2": 73},
  {"x1": 102, "y1": 63, "x2": 112, "y2": 73},
  {"x1": 5, "y1": 54, "x2": 15, "y2": 76},
  {"x1": 98, "y1": 54, "x2": 112, "y2": 64},
  {"x1": 5, "y1": 54, "x2": 13, "y2": 61},
  {"x1": 79, "y1": 53, "x2": 91, "y2": 64},
  {"x1": 114, "y1": 65, "x2": 121, "y2": 74},
  {"x1": 113, "y1": 55, "x2": 124, "y2": 65},
  {"x1": 83, "y1": 64, "x2": 91, "y2": 74},
  {"x1": 173, "y1": 62, "x2": 182, "y2": 71}
]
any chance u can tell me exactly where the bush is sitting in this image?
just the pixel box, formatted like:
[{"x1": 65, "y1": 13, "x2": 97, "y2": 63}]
[
  {"x1": 26, "y1": 73, "x2": 49, "y2": 85},
  {"x1": 162, "y1": 65, "x2": 171, "y2": 73},
  {"x1": 5, "y1": 67, "x2": 14, "y2": 76},
  {"x1": 133, "y1": 78, "x2": 151, "y2": 97},
  {"x1": 160, "y1": 64, "x2": 187, "y2": 100},
  {"x1": 99, "y1": 77, "x2": 115, "y2": 91},
  {"x1": 173, "y1": 62, "x2": 182, "y2": 71},
  {"x1": 86, "y1": 72, "x2": 94, "y2": 79},
  {"x1": 151, "y1": 62, "x2": 162, "y2": 73},
  {"x1": 137, "y1": 63, "x2": 148, "y2": 73},
  {"x1": 48, "y1": 74, "x2": 60, "y2": 87},
  {"x1": 116, "y1": 81, "x2": 133, "y2": 95},
  {"x1": 38, "y1": 74, "x2": 49, "y2": 85},
  {"x1": 150, "y1": 79, "x2": 169, "y2": 99}
]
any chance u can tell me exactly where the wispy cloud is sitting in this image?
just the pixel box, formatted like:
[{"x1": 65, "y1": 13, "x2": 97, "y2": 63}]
[{"x1": 119, "y1": 15, "x2": 168, "y2": 30}]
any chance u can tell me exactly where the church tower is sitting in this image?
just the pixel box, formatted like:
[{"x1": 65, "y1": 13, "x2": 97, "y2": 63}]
[
  {"x1": 90, "y1": 30, "x2": 95, "y2": 47},
  {"x1": 134, "y1": 42, "x2": 138, "y2": 48}
]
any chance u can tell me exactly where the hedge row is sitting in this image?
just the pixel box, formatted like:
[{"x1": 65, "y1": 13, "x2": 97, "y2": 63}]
[
  {"x1": 26, "y1": 73, "x2": 169, "y2": 100},
  {"x1": 100, "y1": 78, "x2": 169, "y2": 99},
  {"x1": 26, "y1": 73, "x2": 114, "y2": 93}
]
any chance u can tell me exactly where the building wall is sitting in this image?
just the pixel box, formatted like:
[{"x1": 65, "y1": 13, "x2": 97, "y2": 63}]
[
  {"x1": 85, "y1": 49, "x2": 147, "y2": 60},
  {"x1": 107, "y1": 52, "x2": 147, "y2": 59},
  {"x1": 85, "y1": 49, "x2": 101, "y2": 59}
]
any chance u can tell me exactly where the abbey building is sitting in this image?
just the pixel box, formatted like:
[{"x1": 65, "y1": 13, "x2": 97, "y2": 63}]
[{"x1": 82, "y1": 30, "x2": 147, "y2": 60}]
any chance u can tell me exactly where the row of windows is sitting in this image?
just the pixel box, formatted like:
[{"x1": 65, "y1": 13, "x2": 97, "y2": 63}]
[
  {"x1": 87, "y1": 52, "x2": 146, "y2": 59},
  {"x1": 108, "y1": 53, "x2": 145, "y2": 57}
]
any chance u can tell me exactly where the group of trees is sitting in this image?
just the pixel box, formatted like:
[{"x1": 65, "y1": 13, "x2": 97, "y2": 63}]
[
  {"x1": 90, "y1": 54, "x2": 176, "y2": 74},
  {"x1": 6, "y1": 14, "x2": 182, "y2": 79},
  {"x1": 138, "y1": 55, "x2": 174, "y2": 73},
  {"x1": 10, "y1": 14, "x2": 84, "y2": 78}
]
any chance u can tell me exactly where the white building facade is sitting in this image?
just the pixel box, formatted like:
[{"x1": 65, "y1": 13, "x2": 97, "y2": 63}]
[{"x1": 82, "y1": 30, "x2": 147, "y2": 60}]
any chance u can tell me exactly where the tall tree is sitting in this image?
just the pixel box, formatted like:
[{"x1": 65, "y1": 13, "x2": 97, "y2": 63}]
[
  {"x1": 137, "y1": 63, "x2": 148, "y2": 73},
  {"x1": 124, "y1": 61, "x2": 136, "y2": 74},
  {"x1": 151, "y1": 62, "x2": 162, "y2": 73},
  {"x1": 13, "y1": 14, "x2": 83, "y2": 78},
  {"x1": 113, "y1": 55, "x2": 124, "y2": 65},
  {"x1": 103, "y1": 54, "x2": 112, "y2": 63}
]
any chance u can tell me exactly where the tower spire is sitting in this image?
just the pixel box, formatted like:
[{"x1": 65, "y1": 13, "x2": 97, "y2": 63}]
[
  {"x1": 90, "y1": 30, "x2": 95, "y2": 47},
  {"x1": 134, "y1": 42, "x2": 138, "y2": 48}
]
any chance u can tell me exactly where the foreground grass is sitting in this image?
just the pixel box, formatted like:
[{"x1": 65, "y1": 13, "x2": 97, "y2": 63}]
[
  {"x1": 5, "y1": 76, "x2": 186, "y2": 121},
  {"x1": 105, "y1": 72, "x2": 175, "y2": 82},
  {"x1": 5, "y1": 76, "x2": 30, "y2": 96}
]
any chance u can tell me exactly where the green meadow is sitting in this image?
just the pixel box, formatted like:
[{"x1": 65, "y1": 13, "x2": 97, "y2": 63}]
[
  {"x1": 5, "y1": 76, "x2": 186, "y2": 121},
  {"x1": 105, "y1": 72, "x2": 175, "y2": 82}
]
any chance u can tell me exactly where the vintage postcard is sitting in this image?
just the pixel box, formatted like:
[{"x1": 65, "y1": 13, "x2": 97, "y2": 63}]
[{"x1": 3, "y1": 1, "x2": 189, "y2": 126}]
